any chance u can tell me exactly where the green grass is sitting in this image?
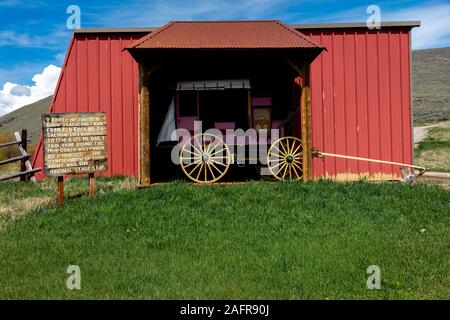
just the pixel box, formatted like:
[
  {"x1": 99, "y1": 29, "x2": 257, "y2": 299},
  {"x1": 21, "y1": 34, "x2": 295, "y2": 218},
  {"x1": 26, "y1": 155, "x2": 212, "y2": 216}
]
[
  {"x1": 415, "y1": 121, "x2": 450, "y2": 172},
  {"x1": 0, "y1": 179, "x2": 448, "y2": 300}
]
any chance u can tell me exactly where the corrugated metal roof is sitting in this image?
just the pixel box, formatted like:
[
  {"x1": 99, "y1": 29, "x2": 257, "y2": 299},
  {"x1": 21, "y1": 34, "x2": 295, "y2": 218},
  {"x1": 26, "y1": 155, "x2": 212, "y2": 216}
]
[
  {"x1": 291, "y1": 21, "x2": 420, "y2": 29},
  {"x1": 73, "y1": 21, "x2": 420, "y2": 34},
  {"x1": 127, "y1": 20, "x2": 324, "y2": 49}
]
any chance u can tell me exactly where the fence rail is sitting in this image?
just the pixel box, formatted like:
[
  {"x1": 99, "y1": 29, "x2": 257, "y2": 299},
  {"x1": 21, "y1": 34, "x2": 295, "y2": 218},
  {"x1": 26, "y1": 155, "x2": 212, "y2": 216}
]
[{"x1": 0, "y1": 129, "x2": 40, "y2": 182}]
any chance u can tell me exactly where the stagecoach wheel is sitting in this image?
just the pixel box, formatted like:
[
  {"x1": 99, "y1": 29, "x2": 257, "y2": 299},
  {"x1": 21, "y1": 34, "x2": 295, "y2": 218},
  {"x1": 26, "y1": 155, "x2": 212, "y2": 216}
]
[
  {"x1": 267, "y1": 136, "x2": 303, "y2": 181},
  {"x1": 179, "y1": 133, "x2": 231, "y2": 184}
]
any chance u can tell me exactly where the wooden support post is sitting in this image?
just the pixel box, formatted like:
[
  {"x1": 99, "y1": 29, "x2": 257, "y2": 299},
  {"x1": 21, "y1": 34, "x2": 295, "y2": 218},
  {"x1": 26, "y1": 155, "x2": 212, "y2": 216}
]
[
  {"x1": 14, "y1": 131, "x2": 36, "y2": 182},
  {"x1": 301, "y1": 63, "x2": 312, "y2": 181},
  {"x1": 247, "y1": 90, "x2": 252, "y2": 129},
  {"x1": 57, "y1": 176, "x2": 65, "y2": 206},
  {"x1": 138, "y1": 63, "x2": 151, "y2": 187},
  {"x1": 89, "y1": 173, "x2": 95, "y2": 197},
  {"x1": 20, "y1": 129, "x2": 27, "y2": 181}
]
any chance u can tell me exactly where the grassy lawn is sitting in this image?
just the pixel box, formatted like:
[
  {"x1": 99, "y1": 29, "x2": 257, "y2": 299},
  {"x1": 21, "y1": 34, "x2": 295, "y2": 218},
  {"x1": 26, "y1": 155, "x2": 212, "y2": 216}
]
[
  {"x1": 0, "y1": 179, "x2": 449, "y2": 299},
  {"x1": 415, "y1": 121, "x2": 450, "y2": 172}
]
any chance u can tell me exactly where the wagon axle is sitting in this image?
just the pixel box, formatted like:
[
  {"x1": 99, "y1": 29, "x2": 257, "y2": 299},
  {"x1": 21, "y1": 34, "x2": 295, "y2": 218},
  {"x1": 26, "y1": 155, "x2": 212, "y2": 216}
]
[{"x1": 180, "y1": 134, "x2": 304, "y2": 184}]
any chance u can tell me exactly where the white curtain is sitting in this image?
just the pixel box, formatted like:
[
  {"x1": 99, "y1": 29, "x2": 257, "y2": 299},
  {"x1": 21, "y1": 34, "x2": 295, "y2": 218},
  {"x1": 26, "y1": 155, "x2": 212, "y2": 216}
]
[{"x1": 157, "y1": 96, "x2": 177, "y2": 144}]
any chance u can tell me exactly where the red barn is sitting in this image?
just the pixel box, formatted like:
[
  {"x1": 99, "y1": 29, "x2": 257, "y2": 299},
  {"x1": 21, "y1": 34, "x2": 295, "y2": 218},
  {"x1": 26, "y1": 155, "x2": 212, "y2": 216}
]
[{"x1": 32, "y1": 20, "x2": 420, "y2": 184}]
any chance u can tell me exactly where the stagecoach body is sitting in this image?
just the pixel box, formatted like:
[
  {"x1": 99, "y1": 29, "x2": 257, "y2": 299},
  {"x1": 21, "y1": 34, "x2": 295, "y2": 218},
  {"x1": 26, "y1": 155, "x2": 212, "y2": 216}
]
[{"x1": 156, "y1": 79, "x2": 304, "y2": 183}]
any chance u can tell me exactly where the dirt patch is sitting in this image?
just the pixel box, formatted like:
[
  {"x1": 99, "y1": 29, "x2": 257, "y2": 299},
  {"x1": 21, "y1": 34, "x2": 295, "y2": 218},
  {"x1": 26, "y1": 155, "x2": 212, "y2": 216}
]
[
  {"x1": 11, "y1": 196, "x2": 53, "y2": 219},
  {"x1": 416, "y1": 150, "x2": 450, "y2": 170},
  {"x1": 414, "y1": 124, "x2": 440, "y2": 144},
  {"x1": 0, "y1": 196, "x2": 53, "y2": 230}
]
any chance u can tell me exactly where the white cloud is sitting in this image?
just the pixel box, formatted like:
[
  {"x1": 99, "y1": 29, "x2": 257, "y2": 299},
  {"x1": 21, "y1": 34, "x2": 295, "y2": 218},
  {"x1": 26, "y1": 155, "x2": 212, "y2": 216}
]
[
  {"x1": 0, "y1": 28, "x2": 70, "y2": 49},
  {"x1": 383, "y1": 3, "x2": 450, "y2": 49},
  {"x1": 0, "y1": 64, "x2": 60, "y2": 116},
  {"x1": 306, "y1": 2, "x2": 450, "y2": 50}
]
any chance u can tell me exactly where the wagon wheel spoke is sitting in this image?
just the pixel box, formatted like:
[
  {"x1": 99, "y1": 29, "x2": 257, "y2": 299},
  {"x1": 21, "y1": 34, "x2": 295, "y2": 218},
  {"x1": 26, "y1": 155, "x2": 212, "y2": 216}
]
[
  {"x1": 206, "y1": 163, "x2": 216, "y2": 180},
  {"x1": 291, "y1": 162, "x2": 301, "y2": 179},
  {"x1": 280, "y1": 141, "x2": 289, "y2": 156},
  {"x1": 182, "y1": 148, "x2": 202, "y2": 157},
  {"x1": 291, "y1": 142, "x2": 302, "y2": 156},
  {"x1": 207, "y1": 139, "x2": 220, "y2": 153},
  {"x1": 188, "y1": 162, "x2": 203, "y2": 176},
  {"x1": 190, "y1": 143, "x2": 203, "y2": 158},
  {"x1": 271, "y1": 144, "x2": 287, "y2": 157},
  {"x1": 288, "y1": 164, "x2": 293, "y2": 180},
  {"x1": 209, "y1": 147, "x2": 228, "y2": 157},
  {"x1": 183, "y1": 159, "x2": 202, "y2": 168},
  {"x1": 282, "y1": 162, "x2": 290, "y2": 180},
  {"x1": 196, "y1": 163, "x2": 204, "y2": 181},
  {"x1": 268, "y1": 162, "x2": 283, "y2": 173},
  {"x1": 209, "y1": 161, "x2": 223, "y2": 175},
  {"x1": 276, "y1": 162, "x2": 288, "y2": 177},
  {"x1": 289, "y1": 139, "x2": 298, "y2": 155},
  {"x1": 210, "y1": 159, "x2": 229, "y2": 168},
  {"x1": 204, "y1": 138, "x2": 216, "y2": 155},
  {"x1": 292, "y1": 161, "x2": 303, "y2": 177}
]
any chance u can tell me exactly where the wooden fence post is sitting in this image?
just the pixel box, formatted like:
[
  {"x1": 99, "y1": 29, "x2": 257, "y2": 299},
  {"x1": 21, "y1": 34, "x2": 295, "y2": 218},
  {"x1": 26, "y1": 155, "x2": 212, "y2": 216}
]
[
  {"x1": 14, "y1": 131, "x2": 36, "y2": 182},
  {"x1": 20, "y1": 129, "x2": 27, "y2": 181}
]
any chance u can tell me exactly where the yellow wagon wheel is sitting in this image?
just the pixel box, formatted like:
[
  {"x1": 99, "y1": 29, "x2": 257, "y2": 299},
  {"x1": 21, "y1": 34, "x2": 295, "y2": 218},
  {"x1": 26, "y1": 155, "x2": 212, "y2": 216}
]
[
  {"x1": 180, "y1": 133, "x2": 231, "y2": 184},
  {"x1": 267, "y1": 136, "x2": 303, "y2": 181}
]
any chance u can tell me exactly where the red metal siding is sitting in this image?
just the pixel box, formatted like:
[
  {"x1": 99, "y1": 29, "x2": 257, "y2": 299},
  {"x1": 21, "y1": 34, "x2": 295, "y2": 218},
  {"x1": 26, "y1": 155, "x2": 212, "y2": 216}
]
[
  {"x1": 304, "y1": 28, "x2": 413, "y2": 179},
  {"x1": 33, "y1": 33, "x2": 146, "y2": 179}
]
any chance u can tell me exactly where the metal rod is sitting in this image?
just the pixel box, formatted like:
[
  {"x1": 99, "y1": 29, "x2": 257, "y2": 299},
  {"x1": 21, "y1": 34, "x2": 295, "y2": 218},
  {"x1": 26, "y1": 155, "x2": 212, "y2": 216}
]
[{"x1": 317, "y1": 151, "x2": 426, "y2": 171}]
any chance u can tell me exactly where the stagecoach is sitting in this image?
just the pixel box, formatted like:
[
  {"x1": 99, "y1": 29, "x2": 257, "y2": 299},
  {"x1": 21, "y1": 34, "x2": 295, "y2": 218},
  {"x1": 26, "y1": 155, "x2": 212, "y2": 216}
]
[{"x1": 157, "y1": 79, "x2": 304, "y2": 184}]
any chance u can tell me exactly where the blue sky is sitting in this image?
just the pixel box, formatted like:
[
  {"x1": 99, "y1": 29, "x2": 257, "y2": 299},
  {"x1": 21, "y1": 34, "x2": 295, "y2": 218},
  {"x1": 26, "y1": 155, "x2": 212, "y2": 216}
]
[{"x1": 0, "y1": 0, "x2": 449, "y2": 115}]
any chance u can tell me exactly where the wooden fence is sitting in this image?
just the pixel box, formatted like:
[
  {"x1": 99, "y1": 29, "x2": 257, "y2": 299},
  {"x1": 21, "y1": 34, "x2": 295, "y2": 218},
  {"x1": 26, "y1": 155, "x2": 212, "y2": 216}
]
[{"x1": 0, "y1": 129, "x2": 41, "y2": 182}]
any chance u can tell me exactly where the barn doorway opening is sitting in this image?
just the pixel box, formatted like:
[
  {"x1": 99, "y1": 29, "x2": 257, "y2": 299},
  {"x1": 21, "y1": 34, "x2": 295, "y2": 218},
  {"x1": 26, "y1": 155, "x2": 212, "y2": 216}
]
[{"x1": 145, "y1": 53, "x2": 306, "y2": 183}]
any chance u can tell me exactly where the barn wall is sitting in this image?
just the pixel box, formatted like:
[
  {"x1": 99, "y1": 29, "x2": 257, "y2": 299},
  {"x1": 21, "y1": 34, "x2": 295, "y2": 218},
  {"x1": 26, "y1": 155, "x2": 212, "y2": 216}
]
[
  {"x1": 33, "y1": 32, "x2": 147, "y2": 179},
  {"x1": 303, "y1": 27, "x2": 413, "y2": 180},
  {"x1": 33, "y1": 27, "x2": 414, "y2": 181}
]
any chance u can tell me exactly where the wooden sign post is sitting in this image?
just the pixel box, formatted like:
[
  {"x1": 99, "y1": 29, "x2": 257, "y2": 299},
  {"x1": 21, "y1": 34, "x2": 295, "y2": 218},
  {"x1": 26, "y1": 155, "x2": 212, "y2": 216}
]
[
  {"x1": 41, "y1": 112, "x2": 108, "y2": 206},
  {"x1": 89, "y1": 173, "x2": 95, "y2": 197},
  {"x1": 57, "y1": 176, "x2": 65, "y2": 206}
]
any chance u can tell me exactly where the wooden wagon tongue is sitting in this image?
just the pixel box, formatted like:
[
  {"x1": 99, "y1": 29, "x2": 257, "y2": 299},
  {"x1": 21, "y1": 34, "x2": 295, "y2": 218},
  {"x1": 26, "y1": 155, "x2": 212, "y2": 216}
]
[{"x1": 311, "y1": 149, "x2": 428, "y2": 183}]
